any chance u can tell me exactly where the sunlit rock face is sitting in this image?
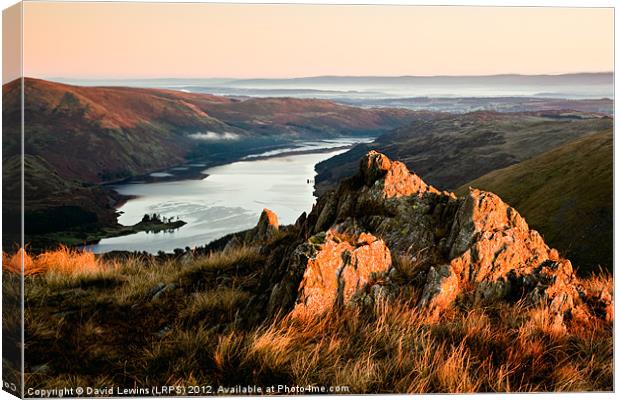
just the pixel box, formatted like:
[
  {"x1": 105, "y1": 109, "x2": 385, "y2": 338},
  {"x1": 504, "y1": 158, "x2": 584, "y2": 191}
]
[
  {"x1": 291, "y1": 230, "x2": 392, "y2": 320},
  {"x1": 254, "y1": 208, "x2": 280, "y2": 241},
  {"x1": 276, "y1": 151, "x2": 611, "y2": 326}
]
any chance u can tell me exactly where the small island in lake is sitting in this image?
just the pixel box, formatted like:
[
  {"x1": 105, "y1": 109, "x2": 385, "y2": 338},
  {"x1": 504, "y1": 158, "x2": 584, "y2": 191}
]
[{"x1": 28, "y1": 213, "x2": 187, "y2": 250}]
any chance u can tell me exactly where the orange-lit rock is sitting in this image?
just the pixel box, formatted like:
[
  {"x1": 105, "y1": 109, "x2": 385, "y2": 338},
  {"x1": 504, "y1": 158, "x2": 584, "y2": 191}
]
[
  {"x1": 253, "y1": 208, "x2": 279, "y2": 241},
  {"x1": 291, "y1": 230, "x2": 391, "y2": 320},
  {"x1": 282, "y1": 151, "x2": 608, "y2": 326},
  {"x1": 360, "y1": 150, "x2": 440, "y2": 198}
]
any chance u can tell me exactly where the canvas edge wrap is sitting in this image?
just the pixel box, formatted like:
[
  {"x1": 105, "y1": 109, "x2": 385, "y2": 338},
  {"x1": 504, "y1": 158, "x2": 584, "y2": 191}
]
[{"x1": 2, "y1": 1, "x2": 24, "y2": 398}]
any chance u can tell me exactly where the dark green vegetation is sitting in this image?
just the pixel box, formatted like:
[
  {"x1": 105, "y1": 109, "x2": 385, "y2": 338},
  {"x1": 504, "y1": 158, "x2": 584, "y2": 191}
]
[
  {"x1": 2, "y1": 78, "x2": 425, "y2": 248},
  {"x1": 20, "y1": 242, "x2": 613, "y2": 393},
  {"x1": 458, "y1": 130, "x2": 613, "y2": 275}
]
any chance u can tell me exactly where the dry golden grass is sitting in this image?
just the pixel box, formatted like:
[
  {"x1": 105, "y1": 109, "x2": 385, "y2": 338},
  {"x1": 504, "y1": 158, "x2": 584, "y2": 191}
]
[
  {"x1": 36, "y1": 245, "x2": 101, "y2": 275},
  {"x1": 3, "y1": 247, "x2": 35, "y2": 274},
  {"x1": 15, "y1": 244, "x2": 613, "y2": 394},
  {"x1": 225, "y1": 296, "x2": 611, "y2": 393},
  {"x1": 3, "y1": 245, "x2": 103, "y2": 276},
  {"x1": 181, "y1": 288, "x2": 250, "y2": 324}
]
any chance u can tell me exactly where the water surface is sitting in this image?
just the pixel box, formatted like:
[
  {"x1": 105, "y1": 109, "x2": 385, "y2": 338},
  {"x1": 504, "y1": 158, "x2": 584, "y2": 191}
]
[{"x1": 88, "y1": 146, "x2": 352, "y2": 253}]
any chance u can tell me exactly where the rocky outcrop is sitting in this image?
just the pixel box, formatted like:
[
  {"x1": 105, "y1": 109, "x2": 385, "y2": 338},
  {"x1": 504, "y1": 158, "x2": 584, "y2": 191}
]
[
  {"x1": 291, "y1": 230, "x2": 391, "y2": 320},
  {"x1": 253, "y1": 208, "x2": 280, "y2": 241},
  {"x1": 265, "y1": 151, "x2": 612, "y2": 326},
  {"x1": 217, "y1": 208, "x2": 280, "y2": 252},
  {"x1": 423, "y1": 188, "x2": 590, "y2": 325}
]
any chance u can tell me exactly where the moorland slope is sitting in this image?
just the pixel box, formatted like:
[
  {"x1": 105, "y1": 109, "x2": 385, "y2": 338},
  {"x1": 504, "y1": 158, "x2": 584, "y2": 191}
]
[{"x1": 458, "y1": 130, "x2": 613, "y2": 274}]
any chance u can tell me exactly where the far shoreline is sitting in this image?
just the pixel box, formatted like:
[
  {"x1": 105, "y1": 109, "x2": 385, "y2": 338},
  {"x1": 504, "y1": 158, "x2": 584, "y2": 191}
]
[
  {"x1": 97, "y1": 139, "x2": 373, "y2": 244},
  {"x1": 109, "y1": 138, "x2": 372, "y2": 188}
]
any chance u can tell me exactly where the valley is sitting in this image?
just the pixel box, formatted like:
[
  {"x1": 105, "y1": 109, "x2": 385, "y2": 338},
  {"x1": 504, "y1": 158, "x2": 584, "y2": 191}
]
[
  {"x1": 89, "y1": 142, "x2": 356, "y2": 253},
  {"x1": 2, "y1": 78, "x2": 423, "y2": 250},
  {"x1": 3, "y1": 3, "x2": 614, "y2": 396},
  {"x1": 2, "y1": 77, "x2": 614, "y2": 276},
  {"x1": 2, "y1": 75, "x2": 614, "y2": 394}
]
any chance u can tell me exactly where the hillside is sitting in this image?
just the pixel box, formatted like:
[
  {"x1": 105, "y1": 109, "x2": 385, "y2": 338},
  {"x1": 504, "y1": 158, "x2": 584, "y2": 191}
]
[
  {"x1": 3, "y1": 78, "x2": 422, "y2": 184},
  {"x1": 11, "y1": 151, "x2": 612, "y2": 393},
  {"x1": 314, "y1": 111, "x2": 612, "y2": 194},
  {"x1": 458, "y1": 130, "x2": 613, "y2": 274},
  {"x1": 340, "y1": 96, "x2": 613, "y2": 114},
  {"x1": 2, "y1": 78, "x2": 424, "y2": 246}
]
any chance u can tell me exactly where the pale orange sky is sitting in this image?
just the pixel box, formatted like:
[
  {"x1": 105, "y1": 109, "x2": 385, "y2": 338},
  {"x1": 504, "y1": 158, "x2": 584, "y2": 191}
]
[{"x1": 20, "y1": 2, "x2": 614, "y2": 79}]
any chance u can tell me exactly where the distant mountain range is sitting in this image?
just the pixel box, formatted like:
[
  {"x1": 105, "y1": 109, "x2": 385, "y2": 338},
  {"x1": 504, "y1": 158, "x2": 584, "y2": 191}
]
[
  {"x1": 54, "y1": 72, "x2": 614, "y2": 101},
  {"x1": 226, "y1": 72, "x2": 614, "y2": 86},
  {"x1": 55, "y1": 72, "x2": 613, "y2": 87}
]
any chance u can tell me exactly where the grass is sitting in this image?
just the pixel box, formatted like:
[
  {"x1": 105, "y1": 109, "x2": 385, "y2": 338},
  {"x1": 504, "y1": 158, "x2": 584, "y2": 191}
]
[
  {"x1": 6, "y1": 243, "x2": 614, "y2": 393},
  {"x1": 3, "y1": 245, "x2": 102, "y2": 276},
  {"x1": 458, "y1": 130, "x2": 613, "y2": 274}
]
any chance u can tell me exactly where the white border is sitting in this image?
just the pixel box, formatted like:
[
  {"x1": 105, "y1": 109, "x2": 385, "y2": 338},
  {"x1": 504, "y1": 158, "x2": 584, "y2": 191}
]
[{"x1": 0, "y1": 1, "x2": 616, "y2": 400}]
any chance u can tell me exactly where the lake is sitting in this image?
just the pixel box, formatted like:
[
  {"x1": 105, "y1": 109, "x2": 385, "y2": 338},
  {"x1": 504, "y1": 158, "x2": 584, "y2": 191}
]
[{"x1": 88, "y1": 139, "x2": 370, "y2": 253}]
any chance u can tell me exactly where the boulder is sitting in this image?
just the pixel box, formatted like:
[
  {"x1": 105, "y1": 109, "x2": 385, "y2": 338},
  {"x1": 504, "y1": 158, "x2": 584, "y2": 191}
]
[{"x1": 255, "y1": 208, "x2": 279, "y2": 240}]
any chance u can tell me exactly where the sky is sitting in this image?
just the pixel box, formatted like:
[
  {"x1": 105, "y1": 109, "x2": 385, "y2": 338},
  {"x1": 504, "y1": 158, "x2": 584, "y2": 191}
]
[{"x1": 15, "y1": 2, "x2": 615, "y2": 80}]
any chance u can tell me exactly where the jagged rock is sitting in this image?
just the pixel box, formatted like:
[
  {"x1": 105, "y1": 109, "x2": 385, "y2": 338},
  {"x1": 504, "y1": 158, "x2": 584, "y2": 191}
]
[
  {"x1": 361, "y1": 150, "x2": 441, "y2": 198},
  {"x1": 223, "y1": 235, "x2": 243, "y2": 253},
  {"x1": 179, "y1": 249, "x2": 195, "y2": 265},
  {"x1": 154, "y1": 325, "x2": 171, "y2": 338},
  {"x1": 248, "y1": 208, "x2": 279, "y2": 242},
  {"x1": 219, "y1": 208, "x2": 281, "y2": 252},
  {"x1": 359, "y1": 150, "x2": 393, "y2": 186},
  {"x1": 416, "y1": 188, "x2": 591, "y2": 324},
  {"x1": 280, "y1": 151, "x2": 607, "y2": 325},
  {"x1": 598, "y1": 289, "x2": 614, "y2": 322},
  {"x1": 291, "y1": 229, "x2": 391, "y2": 320},
  {"x1": 242, "y1": 151, "x2": 609, "y2": 327},
  {"x1": 302, "y1": 151, "x2": 458, "y2": 259},
  {"x1": 147, "y1": 282, "x2": 166, "y2": 298},
  {"x1": 266, "y1": 243, "x2": 317, "y2": 317}
]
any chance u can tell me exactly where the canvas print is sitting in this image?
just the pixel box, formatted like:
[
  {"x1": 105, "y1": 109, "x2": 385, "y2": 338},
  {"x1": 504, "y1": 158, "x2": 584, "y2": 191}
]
[{"x1": 1, "y1": 2, "x2": 614, "y2": 397}]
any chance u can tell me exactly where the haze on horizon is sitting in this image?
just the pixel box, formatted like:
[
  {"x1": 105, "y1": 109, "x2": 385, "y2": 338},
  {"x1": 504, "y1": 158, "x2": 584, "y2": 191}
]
[{"x1": 13, "y1": 3, "x2": 615, "y2": 83}]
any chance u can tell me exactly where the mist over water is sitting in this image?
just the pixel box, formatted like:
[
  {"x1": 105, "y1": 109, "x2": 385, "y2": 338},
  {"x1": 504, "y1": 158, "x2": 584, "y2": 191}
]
[{"x1": 57, "y1": 74, "x2": 613, "y2": 100}]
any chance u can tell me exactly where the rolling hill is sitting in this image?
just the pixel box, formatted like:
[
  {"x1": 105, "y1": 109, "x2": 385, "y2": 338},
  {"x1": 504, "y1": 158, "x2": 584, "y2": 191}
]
[
  {"x1": 314, "y1": 111, "x2": 613, "y2": 195},
  {"x1": 458, "y1": 130, "x2": 613, "y2": 274},
  {"x1": 3, "y1": 78, "x2": 424, "y2": 184}
]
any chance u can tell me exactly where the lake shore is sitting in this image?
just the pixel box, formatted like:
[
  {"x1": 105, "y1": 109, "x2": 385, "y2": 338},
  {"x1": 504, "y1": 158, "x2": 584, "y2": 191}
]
[
  {"x1": 110, "y1": 139, "x2": 367, "y2": 186},
  {"x1": 89, "y1": 140, "x2": 368, "y2": 254}
]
